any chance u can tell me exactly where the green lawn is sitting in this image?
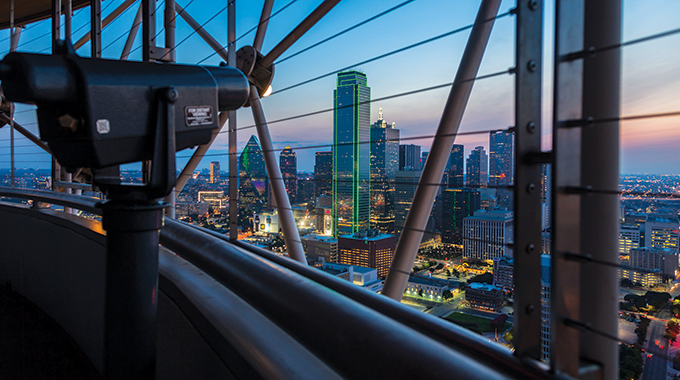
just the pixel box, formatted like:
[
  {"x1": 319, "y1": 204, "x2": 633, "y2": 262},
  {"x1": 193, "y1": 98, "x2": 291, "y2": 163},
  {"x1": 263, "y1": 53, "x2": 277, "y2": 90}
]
[{"x1": 445, "y1": 312, "x2": 511, "y2": 334}]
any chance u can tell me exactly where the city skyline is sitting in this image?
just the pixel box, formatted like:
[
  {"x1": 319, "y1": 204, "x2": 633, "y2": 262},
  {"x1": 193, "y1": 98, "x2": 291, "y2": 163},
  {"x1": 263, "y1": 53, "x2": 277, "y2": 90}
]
[{"x1": 0, "y1": 1, "x2": 677, "y2": 175}]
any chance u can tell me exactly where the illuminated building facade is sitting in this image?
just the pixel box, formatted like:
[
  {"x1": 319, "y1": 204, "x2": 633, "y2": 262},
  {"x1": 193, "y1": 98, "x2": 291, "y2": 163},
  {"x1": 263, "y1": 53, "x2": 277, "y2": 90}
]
[
  {"x1": 314, "y1": 151, "x2": 333, "y2": 198},
  {"x1": 447, "y1": 144, "x2": 465, "y2": 187},
  {"x1": 619, "y1": 223, "x2": 641, "y2": 258},
  {"x1": 441, "y1": 188, "x2": 481, "y2": 246},
  {"x1": 333, "y1": 71, "x2": 371, "y2": 236},
  {"x1": 465, "y1": 283, "x2": 503, "y2": 311},
  {"x1": 463, "y1": 209, "x2": 514, "y2": 261},
  {"x1": 466, "y1": 146, "x2": 488, "y2": 187},
  {"x1": 399, "y1": 144, "x2": 421, "y2": 171},
  {"x1": 492, "y1": 256, "x2": 513, "y2": 290},
  {"x1": 394, "y1": 169, "x2": 422, "y2": 237},
  {"x1": 239, "y1": 135, "x2": 267, "y2": 226},
  {"x1": 279, "y1": 146, "x2": 297, "y2": 203},
  {"x1": 337, "y1": 230, "x2": 396, "y2": 279},
  {"x1": 488, "y1": 130, "x2": 514, "y2": 209},
  {"x1": 209, "y1": 161, "x2": 220, "y2": 184},
  {"x1": 370, "y1": 108, "x2": 399, "y2": 234},
  {"x1": 645, "y1": 213, "x2": 680, "y2": 252}
]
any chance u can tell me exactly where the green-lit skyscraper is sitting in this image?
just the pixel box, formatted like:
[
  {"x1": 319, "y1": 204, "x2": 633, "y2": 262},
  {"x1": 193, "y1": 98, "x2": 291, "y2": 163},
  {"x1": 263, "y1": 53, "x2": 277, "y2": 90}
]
[{"x1": 333, "y1": 71, "x2": 371, "y2": 237}]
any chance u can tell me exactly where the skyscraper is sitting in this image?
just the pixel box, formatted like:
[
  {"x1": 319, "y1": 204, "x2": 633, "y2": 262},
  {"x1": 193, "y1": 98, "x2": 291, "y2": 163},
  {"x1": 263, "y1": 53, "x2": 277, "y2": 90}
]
[
  {"x1": 333, "y1": 71, "x2": 371, "y2": 237},
  {"x1": 279, "y1": 146, "x2": 297, "y2": 203},
  {"x1": 447, "y1": 144, "x2": 465, "y2": 187},
  {"x1": 488, "y1": 131, "x2": 514, "y2": 209},
  {"x1": 399, "y1": 144, "x2": 421, "y2": 171},
  {"x1": 466, "y1": 146, "x2": 488, "y2": 187},
  {"x1": 441, "y1": 188, "x2": 481, "y2": 246},
  {"x1": 238, "y1": 135, "x2": 267, "y2": 227},
  {"x1": 314, "y1": 151, "x2": 333, "y2": 198},
  {"x1": 209, "y1": 161, "x2": 220, "y2": 184},
  {"x1": 370, "y1": 108, "x2": 399, "y2": 234},
  {"x1": 395, "y1": 169, "x2": 422, "y2": 237}
]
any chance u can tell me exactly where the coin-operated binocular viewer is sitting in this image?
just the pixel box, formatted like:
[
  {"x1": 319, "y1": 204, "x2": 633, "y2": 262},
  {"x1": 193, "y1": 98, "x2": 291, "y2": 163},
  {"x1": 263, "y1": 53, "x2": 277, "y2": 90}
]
[
  {"x1": 0, "y1": 41, "x2": 249, "y2": 198},
  {"x1": 0, "y1": 40, "x2": 249, "y2": 379}
]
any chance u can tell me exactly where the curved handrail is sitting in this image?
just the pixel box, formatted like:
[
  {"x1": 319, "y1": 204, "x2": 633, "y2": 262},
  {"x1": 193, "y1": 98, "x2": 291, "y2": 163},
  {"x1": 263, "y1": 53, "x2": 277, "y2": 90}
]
[
  {"x1": 0, "y1": 186, "x2": 102, "y2": 214},
  {"x1": 0, "y1": 187, "x2": 553, "y2": 379},
  {"x1": 161, "y1": 218, "x2": 553, "y2": 380}
]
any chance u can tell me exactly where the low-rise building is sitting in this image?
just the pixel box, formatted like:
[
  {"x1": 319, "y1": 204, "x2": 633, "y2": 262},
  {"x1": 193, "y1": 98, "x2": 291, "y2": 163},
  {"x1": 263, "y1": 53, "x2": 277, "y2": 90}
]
[
  {"x1": 301, "y1": 234, "x2": 338, "y2": 263},
  {"x1": 465, "y1": 283, "x2": 503, "y2": 311},
  {"x1": 405, "y1": 275, "x2": 452, "y2": 300},
  {"x1": 630, "y1": 246, "x2": 678, "y2": 278},
  {"x1": 314, "y1": 261, "x2": 383, "y2": 292},
  {"x1": 619, "y1": 268, "x2": 663, "y2": 287}
]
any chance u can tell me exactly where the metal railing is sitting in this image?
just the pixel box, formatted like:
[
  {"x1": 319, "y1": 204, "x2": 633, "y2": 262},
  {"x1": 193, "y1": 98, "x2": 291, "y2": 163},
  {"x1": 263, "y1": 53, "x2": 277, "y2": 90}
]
[{"x1": 0, "y1": 186, "x2": 552, "y2": 379}]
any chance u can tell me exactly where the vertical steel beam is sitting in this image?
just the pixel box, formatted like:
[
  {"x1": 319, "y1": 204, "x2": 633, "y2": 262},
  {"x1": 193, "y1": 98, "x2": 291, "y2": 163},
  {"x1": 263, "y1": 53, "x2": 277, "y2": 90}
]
[
  {"x1": 382, "y1": 0, "x2": 501, "y2": 300},
  {"x1": 163, "y1": 0, "x2": 176, "y2": 62},
  {"x1": 91, "y1": 0, "x2": 101, "y2": 56},
  {"x1": 580, "y1": 1, "x2": 621, "y2": 379},
  {"x1": 250, "y1": 90, "x2": 307, "y2": 265},
  {"x1": 164, "y1": 0, "x2": 177, "y2": 216},
  {"x1": 551, "y1": 0, "x2": 585, "y2": 376},
  {"x1": 51, "y1": 0, "x2": 61, "y2": 52},
  {"x1": 9, "y1": 0, "x2": 15, "y2": 188},
  {"x1": 142, "y1": 0, "x2": 156, "y2": 182},
  {"x1": 9, "y1": 26, "x2": 21, "y2": 52},
  {"x1": 121, "y1": 4, "x2": 143, "y2": 60},
  {"x1": 228, "y1": 0, "x2": 238, "y2": 241},
  {"x1": 64, "y1": 0, "x2": 72, "y2": 39},
  {"x1": 51, "y1": 0, "x2": 62, "y2": 191},
  {"x1": 514, "y1": 0, "x2": 543, "y2": 361},
  {"x1": 142, "y1": 0, "x2": 156, "y2": 62}
]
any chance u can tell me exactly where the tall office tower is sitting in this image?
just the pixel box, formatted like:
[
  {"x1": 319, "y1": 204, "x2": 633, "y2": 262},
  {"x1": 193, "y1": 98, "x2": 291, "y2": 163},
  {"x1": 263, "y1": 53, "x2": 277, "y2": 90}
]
[
  {"x1": 314, "y1": 151, "x2": 333, "y2": 198},
  {"x1": 395, "y1": 169, "x2": 422, "y2": 237},
  {"x1": 488, "y1": 130, "x2": 514, "y2": 209},
  {"x1": 441, "y1": 188, "x2": 480, "y2": 246},
  {"x1": 399, "y1": 144, "x2": 421, "y2": 171},
  {"x1": 279, "y1": 146, "x2": 297, "y2": 203},
  {"x1": 370, "y1": 108, "x2": 400, "y2": 234},
  {"x1": 238, "y1": 135, "x2": 267, "y2": 227},
  {"x1": 337, "y1": 230, "x2": 396, "y2": 278},
  {"x1": 210, "y1": 161, "x2": 220, "y2": 184},
  {"x1": 466, "y1": 146, "x2": 488, "y2": 187},
  {"x1": 462, "y1": 209, "x2": 513, "y2": 261},
  {"x1": 333, "y1": 71, "x2": 371, "y2": 237},
  {"x1": 447, "y1": 144, "x2": 465, "y2": 187}
]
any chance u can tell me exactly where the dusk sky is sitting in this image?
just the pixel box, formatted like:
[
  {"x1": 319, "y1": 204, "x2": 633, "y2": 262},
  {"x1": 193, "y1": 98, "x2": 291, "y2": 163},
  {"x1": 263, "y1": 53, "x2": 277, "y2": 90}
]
[{"x1": 0, "y1": 0, "x2": 678, "y2": 174}]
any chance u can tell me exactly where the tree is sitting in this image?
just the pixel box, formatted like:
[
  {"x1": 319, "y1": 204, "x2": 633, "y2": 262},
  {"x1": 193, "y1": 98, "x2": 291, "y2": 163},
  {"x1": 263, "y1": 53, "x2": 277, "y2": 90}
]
[
  {"x1": 418, "y1": 289, "x2": 424, "y2": 297},
  {"x1": 619, "y1": 345, "x2": 643, "y2": 380},
  {"x1": 442, "y1": 290, "x2": 453, "y2": 300},
  {"x1": 490, "y1": 314, "x2": 509, "y2": 332}
]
